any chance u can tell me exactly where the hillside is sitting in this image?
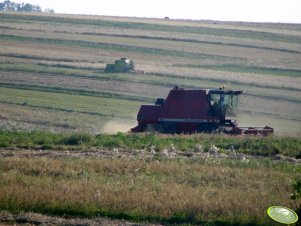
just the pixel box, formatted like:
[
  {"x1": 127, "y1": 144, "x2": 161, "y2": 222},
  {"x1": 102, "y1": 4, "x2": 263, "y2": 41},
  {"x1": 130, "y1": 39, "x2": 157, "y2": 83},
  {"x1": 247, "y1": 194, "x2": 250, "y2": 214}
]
[{"x1": 0, "y1": 12, "x2": 301, "y2": 134}]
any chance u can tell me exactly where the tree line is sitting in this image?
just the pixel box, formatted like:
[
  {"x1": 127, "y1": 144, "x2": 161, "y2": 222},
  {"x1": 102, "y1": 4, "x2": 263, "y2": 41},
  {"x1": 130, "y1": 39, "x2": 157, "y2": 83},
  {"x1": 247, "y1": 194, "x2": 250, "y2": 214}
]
[{"x1": 0, "y1": 0, "x2": 54, "y2": 13}]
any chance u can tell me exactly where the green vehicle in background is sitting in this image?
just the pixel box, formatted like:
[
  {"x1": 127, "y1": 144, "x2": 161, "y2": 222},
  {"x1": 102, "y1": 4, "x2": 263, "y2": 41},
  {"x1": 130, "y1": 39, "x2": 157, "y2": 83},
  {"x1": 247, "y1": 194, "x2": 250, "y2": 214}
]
[{"x1": 105, "y1": 58, "x2": 135, "y2": 73}]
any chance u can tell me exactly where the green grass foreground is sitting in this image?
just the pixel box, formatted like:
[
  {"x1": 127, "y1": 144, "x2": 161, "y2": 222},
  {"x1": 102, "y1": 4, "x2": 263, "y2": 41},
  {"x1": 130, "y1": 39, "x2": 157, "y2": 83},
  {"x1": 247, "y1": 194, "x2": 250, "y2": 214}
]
[{"x1": 0, "y1": 130, "x2": 301, "y2": 158}]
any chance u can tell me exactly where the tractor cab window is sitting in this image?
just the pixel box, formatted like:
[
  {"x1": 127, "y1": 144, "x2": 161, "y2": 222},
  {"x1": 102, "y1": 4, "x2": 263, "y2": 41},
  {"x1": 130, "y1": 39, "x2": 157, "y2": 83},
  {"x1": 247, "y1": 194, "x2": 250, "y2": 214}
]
[{"x1": 209, "y1": 92, "x2": 239, "y2": 117}]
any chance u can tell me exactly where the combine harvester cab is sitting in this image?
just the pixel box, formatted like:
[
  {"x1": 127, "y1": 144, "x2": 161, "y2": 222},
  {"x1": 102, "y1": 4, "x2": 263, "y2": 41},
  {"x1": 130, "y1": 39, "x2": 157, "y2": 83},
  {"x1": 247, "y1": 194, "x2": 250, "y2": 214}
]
[
  {"x1": 105, "y1": 58, "x2": 134, "y2": 73},
  {"x1": 131, "y1": 86, "x2": 274, "y2": 135}
]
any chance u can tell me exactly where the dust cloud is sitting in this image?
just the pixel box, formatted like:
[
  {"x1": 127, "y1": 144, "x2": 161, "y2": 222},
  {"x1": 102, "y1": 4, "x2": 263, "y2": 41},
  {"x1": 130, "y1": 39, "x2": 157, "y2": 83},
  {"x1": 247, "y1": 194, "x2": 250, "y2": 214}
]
[{"x1": 100, "y1": 120, "x2": 136, "y2": 134}]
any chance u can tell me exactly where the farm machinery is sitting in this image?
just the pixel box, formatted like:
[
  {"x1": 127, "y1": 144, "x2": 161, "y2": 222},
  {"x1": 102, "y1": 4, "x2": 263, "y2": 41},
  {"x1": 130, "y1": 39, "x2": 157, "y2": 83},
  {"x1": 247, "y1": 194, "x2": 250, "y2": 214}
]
[
  {"x1": 131, "y1": 86, "x2": 274, "y2": 135},
  {"x1": 105, "y1": 58, "x2": 135, "y2": 73}
]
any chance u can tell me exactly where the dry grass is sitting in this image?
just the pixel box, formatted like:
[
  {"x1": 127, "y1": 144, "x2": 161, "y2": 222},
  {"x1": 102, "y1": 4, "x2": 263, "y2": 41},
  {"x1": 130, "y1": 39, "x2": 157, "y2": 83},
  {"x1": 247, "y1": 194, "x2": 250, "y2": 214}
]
[{"x1": 0, "y1": 157, "x2": 299, "y2": 224}]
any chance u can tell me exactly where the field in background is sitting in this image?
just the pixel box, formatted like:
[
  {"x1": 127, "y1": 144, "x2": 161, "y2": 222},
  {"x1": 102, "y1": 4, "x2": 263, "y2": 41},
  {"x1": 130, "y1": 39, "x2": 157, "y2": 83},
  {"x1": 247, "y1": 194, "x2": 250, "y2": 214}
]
[{"x1": 0, "y1": 12, "x2": 301, "y2": 134}]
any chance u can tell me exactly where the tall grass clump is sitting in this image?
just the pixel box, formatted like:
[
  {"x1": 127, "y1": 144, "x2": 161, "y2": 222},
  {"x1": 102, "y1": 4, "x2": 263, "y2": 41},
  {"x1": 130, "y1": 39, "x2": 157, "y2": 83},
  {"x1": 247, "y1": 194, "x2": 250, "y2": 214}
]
[{"x1": 61, "y1": 132, "x2": 93, "y2": 146}]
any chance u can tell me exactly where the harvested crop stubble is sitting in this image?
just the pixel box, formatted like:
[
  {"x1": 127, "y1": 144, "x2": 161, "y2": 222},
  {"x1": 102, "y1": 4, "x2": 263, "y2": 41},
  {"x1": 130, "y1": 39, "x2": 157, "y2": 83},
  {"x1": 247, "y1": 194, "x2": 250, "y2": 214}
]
[
  {"x1": 143, "y1": 65, "x2": 301, "y2": 90},
  {"x1": 0, "y1": 102, "x2": 111, "y2": 132},
  {"x1": 0, "y1": 71, "x2": 169, "y2": 98}
]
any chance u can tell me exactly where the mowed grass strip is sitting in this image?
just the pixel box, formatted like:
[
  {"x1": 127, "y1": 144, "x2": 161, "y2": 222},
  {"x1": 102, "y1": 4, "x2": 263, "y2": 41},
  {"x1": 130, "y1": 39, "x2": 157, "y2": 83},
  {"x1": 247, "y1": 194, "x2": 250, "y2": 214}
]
[
  {"x1": 0, "y1": 83, "x2": 153, "y2": 103},
  {"x1": 174, "y1": 64, "x2": 301, "y2": 78},
  {"x1": 0, "y1": 87, "x2": 142, "y2": 118},
  {"x1": 0, "y1": 157, "x2": 299, "y2": 225},
  {"x1": 0, "y1": 62, "x2": 95, "y2": 76},
  {"x1": 0, "y1": 52, "x2": 95, "y2": 63}
]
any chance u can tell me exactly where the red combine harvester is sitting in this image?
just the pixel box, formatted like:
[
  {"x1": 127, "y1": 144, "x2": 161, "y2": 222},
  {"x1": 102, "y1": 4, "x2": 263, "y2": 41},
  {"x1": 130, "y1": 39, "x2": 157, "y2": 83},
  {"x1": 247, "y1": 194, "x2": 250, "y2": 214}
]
[{"x1": 131, "y1": 86, "x2": 274, "y2": 135}]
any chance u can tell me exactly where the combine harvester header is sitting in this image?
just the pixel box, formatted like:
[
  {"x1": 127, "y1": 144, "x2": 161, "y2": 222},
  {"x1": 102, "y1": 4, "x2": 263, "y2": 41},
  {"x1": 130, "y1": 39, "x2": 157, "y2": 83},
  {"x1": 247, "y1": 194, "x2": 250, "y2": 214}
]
[{"x1": 131, "y1": 86, "x2": 274, "y2": 135}]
